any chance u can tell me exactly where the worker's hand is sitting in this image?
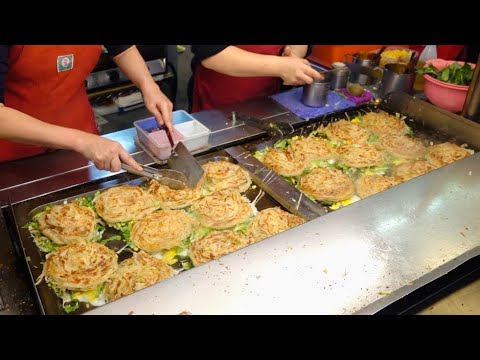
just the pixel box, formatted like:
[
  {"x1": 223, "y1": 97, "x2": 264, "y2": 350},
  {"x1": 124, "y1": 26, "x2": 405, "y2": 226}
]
[
  {"x1": 278, "y1": 56, "x2": 324, "y2": 86},
  {"x1": 141, "y1": 81, "x2": 174, "y2": 133},
  {"x1": 75, "y1": 133, "x2": 143, "y2": 172}
]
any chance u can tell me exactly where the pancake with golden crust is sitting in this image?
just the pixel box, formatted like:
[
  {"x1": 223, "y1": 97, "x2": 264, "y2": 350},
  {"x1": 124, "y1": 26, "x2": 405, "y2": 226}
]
[
  {"x1": 393, "y1": 160, "x2": 437, "y2": 182},
  {"x1": 200, "y1": 161, "x2": 252, "y2": 193},
  {"x1": 94, "y1": 185, "x2": 160, "y2": 224},
  {"x1": 38, "y1": 203, "x2": 97, "y2": 245},
  {"x1": 336, "y1": 143, "x2": 384, "y2": 168},
  {"x1": 299, "y1": 168, "x2": 354, "y2": 202},
  {"x1": 146, "y1": 180, "x2": 201, "y2": 210},
  {"x1": 377, "y1": 135, "x2": 426, "y2": 160},
  {"x1": 131, "y1": 210, "x2": 198, "y2": 254},
  {"x1": 189, "y1": 230, "x2": 251, "y2": 266},
  {"x1": 425, "y1": 142, "x2": 473, "y2": 167},
  {"x1": 355, "y1": 175, "x2": 400, "y2": 199},
  {"x1": 105, "y1": 251, "x2": 173, "y2": 301},
  {"x1": 247, "y1": 207, "x2": 306, "y2": 243},
  {"x1": 190, "y1": 189, "x2": 254, "y2": 229},
  {"x1": 290, "y1": 136, "x2": 335, "y2": 162},
  {"x1": 44, "y1": 242, "x2": 117, "y2": 291},
  {"x1": 361, "y1": 111, "x2": 408, "y2": 136},
  {"x1": 322, "y1": 119, "x2": 370, "y2": 144},
  {"x1": 263, "y1": 148, "x2": 307, "y2": 177}
]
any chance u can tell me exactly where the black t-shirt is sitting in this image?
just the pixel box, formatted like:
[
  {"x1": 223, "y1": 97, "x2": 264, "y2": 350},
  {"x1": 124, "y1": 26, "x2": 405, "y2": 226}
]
[{"x1": 0, "y1": 45, "x2": 132, "y2": 103}]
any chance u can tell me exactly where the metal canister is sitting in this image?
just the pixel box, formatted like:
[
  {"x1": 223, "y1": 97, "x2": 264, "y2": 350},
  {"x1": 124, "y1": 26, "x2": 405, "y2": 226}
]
[
  {"x1": 302, "y1": 79, "x2": 330, "y2": 107},
  {"x1": 330, "y1": 63, "x2": 350, "y2": 90},
  {"x1": 346, "y1": 53, "x2": 378, "y2": 85},
  {"x1": 379, "y1": 63, "x2": 414, "y2": 98}
]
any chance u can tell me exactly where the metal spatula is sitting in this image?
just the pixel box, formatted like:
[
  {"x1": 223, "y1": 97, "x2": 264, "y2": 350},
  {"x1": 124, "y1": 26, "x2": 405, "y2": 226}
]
[
  {"x1": 121, "y1": 163, "x2": 187, "y2": 190},
  {"x1": 167, "y1": 141, "x2": 204, "y2": 188}
]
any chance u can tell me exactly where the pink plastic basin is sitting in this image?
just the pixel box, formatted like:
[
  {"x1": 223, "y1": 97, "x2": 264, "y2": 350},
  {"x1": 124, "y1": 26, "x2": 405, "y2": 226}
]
[{"x1": 423, "y1": 59, "x2": 475, "y2": 113}]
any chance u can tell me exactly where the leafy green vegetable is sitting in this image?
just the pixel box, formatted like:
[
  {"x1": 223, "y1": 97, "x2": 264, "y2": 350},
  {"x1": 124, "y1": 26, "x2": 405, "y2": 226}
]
[
  {"x1": 24, "y1": 212, "x2": 60, "y2": 253},
  {"x1": 180, "y1": 259, "x2": 194, "y2": 270},
  {"x1": 283, "y1": 176, "x2": 299, "y2": 186},
  {"x1": 360, "y1": 164, "x2": 391, "y2": 176},
  {"x1": 417, "y1": 62, "x2": 474, "y2": 86},
  {"x1": 309, "y1": 129, "x2": 328, "y2": 139},
  {"x1": 93, "y1": 221, "x2": 107, "y2": 240},
  {"x1": 47, "y1": 281, "x2": 79, "y2": 313},
  {"x1": 190, "y1": 225, "x2": 213, "y2": 244},
  {"x1": 22, "y1": 220, "x2": 39, "y2": 230},
  {"x1": 47, "y1": 281, "x2": 65, "y2": 297},
  {"x1": 335, "y1": 162, "x2": 357, "y2": 176},
  {"x1": 233, "y1": 221, "x2": 250, "y2": 234},
  {"x1": 367, "y1": 133, "x2": 380, "y2": 144},
  {"x1": 308, "y1": 159, "x2": 330, "y2": 170},
  {"x1": 100, "y1": 235, "x2": 122, "y2": 245},
  {"x1": 33, "y1": 234, "x2": 60, "y2": 253},
  {"x1": 75, "y1": 193, "x2": 98, "y2": 209},
  {"x1": 113, "y1": 221, "x2": 132, "y2": 236},
  {"x1": 113, "y1": 221, "x2": 136, "y2": 249},
  {"x1": 63, "y1": 301, "x2": 80, "y2": 314},
  {"x1": 253, "y1": 147, "x2": 271, "y2": 162},
  {"x1": 273, "y1": 138, "x2": 292, "y2": 150}
]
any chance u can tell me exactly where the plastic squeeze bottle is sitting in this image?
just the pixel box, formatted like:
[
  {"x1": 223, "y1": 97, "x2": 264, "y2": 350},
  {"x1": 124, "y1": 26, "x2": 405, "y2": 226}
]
[{"x1": 414, "y1": 45, "x2": 437, "y2": 92}]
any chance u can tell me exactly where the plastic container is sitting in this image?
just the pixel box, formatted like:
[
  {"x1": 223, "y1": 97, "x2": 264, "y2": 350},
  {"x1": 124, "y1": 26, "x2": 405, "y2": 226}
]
[
  {"x1": 134, "y1": 110, "x2": 211, "y2": 160},
  {"x1": 414, "y1": 45, "x2": 437, "y2": 92},
  {"x1": 174, "y1": 120, "x2": 210, "y2": 151},
  {"x1": 423, "y1": 59, "x2": 475, "y2": 113}
]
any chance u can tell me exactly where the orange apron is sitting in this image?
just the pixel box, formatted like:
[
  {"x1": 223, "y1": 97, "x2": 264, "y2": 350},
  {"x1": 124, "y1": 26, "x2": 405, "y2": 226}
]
[
  {"x1": 192, "y1": 45, "x2": 284, "y2": 112},
  {"x1": 1, "y1": 45, "x2": 102, "y2": 162}
]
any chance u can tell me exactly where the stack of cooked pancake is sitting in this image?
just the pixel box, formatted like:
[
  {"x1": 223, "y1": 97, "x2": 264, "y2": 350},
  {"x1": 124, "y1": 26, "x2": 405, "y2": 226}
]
[
  {"x1": 255, "y1": 110, "x2": 475, "y2": 206},
  {"x1": 29, "y1": 160, "x2": 306, "y2": 311}
]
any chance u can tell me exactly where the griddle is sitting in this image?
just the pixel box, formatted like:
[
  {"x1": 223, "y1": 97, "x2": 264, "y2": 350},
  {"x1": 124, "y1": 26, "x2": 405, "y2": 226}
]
[{"x1": 10, "y1": 150, "x2": 310, "y2": 315}]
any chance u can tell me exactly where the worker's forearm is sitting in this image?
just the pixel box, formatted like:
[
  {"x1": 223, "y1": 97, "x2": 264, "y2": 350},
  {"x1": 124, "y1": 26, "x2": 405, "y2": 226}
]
[
  {"x1": 112, "y1": 45, "x2": 155, "y2": 91},
  {"x1": 0, "y1": 106, "x2": 87, "y2": 152},
  {"x1": 287, "y1": 45, "x2": 309, "y2": 58},
  {"x1": 201, "y1": 46, "x2": 285, "y2": 78}
]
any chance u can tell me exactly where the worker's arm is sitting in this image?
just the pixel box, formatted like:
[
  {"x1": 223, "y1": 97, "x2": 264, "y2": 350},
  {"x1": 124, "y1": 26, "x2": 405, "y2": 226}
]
[
  {"x1": 112, "y1": 45, "x2": 173, "y2": 132},
  {"x1": 0, "y1": 104, "x2": 141, "y2": 171},
  {"x1": 283, "y1": 45, "x2": 310, "y2": 58},
  {"x1": 197, "y1": 45, "x2": 322, "y2": 86}
]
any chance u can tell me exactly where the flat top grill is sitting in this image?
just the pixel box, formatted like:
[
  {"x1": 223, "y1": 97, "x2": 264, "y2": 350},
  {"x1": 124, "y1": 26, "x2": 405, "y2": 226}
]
[{"x1": 2, "y1": 92, "x2": 480, "y2": 315}]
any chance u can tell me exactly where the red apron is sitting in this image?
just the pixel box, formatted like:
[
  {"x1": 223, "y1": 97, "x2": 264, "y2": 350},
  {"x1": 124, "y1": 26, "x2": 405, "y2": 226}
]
[
  {"x1": 0, "y1": 45, "x2": 102, "y2": 162},
  {"x1": 192, "y1": 45, "x2": 285, "y2": 112}
]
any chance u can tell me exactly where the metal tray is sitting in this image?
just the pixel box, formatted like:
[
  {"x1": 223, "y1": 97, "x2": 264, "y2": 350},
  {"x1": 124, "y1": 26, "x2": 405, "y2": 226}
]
[{"x1": 10, "y1": 150, "x2": 308, "y2": 315}]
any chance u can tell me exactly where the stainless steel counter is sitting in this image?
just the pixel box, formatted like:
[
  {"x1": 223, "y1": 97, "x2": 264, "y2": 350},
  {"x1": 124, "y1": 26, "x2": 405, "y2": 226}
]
[
  {"x1": 0, "y1": 98, "x2": 285, "y2": 207},
  {"x1": 86, "y1": 154, "x2": 480, "y2": 315},
  {"x1": 2, "y1": 94, "x2": 480, "y2": 315}
]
